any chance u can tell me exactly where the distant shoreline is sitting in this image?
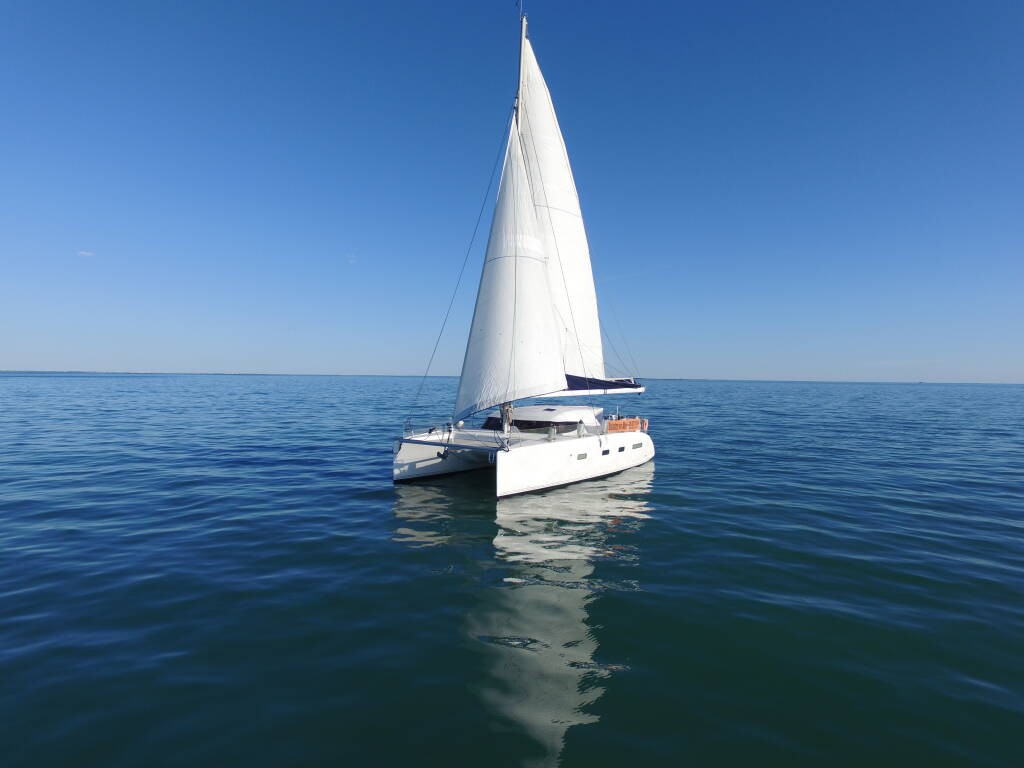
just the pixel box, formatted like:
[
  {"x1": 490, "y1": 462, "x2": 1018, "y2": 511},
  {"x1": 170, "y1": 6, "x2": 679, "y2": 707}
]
[{"x1": 1, "y1": 371, "x2": 1020, "y2": 386}]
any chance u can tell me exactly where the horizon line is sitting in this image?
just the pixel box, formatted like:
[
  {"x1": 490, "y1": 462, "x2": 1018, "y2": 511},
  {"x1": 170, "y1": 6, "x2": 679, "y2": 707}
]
[{"x1": 1, "y1": 370, "x2": 1021, "y2": 386}]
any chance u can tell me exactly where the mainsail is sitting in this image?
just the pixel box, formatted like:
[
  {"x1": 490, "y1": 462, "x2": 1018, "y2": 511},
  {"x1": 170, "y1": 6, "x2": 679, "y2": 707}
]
[
  {"x1": 454, "y1": 18, "x2": 642, "y2": 423},
  {"x1": 454, "y1": 121, "x2": 567, "y2": 422}
]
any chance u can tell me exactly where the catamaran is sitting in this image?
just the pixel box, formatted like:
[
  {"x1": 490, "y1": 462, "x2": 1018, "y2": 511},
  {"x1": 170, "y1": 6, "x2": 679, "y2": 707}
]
[{"x1": 393, "y1": 15, "x2": 654, "y2": 497}]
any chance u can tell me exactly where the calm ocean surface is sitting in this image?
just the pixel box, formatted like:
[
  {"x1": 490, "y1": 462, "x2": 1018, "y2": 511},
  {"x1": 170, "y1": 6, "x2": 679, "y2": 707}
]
[{"x1": 1, "y1": 373, "x2": 1022, "y2": 766}]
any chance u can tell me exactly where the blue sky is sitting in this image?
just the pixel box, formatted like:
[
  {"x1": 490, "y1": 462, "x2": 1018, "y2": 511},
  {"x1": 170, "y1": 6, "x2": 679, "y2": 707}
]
[{"x1": 1, "y1": 1, "x2": 1021, "y2": 382}]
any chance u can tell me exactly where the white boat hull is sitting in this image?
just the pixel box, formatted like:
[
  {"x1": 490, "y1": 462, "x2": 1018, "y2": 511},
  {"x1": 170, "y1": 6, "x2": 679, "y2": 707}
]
[
  {"x1": 496, "y1": 431, "x2": 653, "y2": 497},
  {"x1": 392, "y1": 435, "x2": 494, "y2": 483},
  {"x1": 393, "y1": 427, "x2": 654, "y2": 497}
]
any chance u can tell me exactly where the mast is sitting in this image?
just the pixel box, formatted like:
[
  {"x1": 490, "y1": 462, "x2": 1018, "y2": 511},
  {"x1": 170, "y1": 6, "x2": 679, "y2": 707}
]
[
  {"x1": 515, "y1": 14, "x2": 527, "y2": 122},
  {"x1": 501, "y1": 12, "x2": 528, "y2": 435}
]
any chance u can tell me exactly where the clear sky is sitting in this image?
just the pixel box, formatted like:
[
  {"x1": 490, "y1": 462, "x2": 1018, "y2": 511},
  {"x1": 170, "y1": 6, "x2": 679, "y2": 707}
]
[{"x1": 2, "y1": 1, "x2": 1021, "y2": 382}]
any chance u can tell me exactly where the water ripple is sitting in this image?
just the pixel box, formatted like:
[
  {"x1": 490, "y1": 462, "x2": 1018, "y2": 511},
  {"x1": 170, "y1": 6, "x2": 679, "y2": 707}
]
[{"x1": 1, "y1": 374, "x2": 1022, "y2": 766}]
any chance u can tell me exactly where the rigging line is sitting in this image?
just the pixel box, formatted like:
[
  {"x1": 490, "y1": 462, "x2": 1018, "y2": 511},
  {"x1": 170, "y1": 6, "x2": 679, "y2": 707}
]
[
  {"x1": 595, "y1": 273, "x2": 641, "y2": 378},
  {"x1": 405, "y1": 105, "x2": 515, "y2": 427},
  {"x1": 600, "y1": 320, "x2": 628, "y2": 375},
  {"x1": 606, "y1": 294, "x2": 642, "y2": 378},
  {"x1": 600, "y1": 323, "x2": 631, "y2": 378}
]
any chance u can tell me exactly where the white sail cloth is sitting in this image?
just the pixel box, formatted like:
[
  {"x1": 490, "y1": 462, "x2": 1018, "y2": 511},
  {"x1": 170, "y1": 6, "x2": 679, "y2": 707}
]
[
  {"x1": 454, "y1": 24, "x2": 626, "y2": 422},
  {"x1": 454, "y1": 122, "x2": 567, "y2": 423},
  {"x1": 518, "y1": 38, "x2": 606, "y2": 381}
]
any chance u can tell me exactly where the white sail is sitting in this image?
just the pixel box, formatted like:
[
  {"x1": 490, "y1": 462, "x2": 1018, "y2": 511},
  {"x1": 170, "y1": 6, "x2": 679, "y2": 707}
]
[
  {"x1": 518, "y1": 35, "x2": 606, "y2": 381},
  {"x1": 454, "y1": 121, "x2": 567, "y2": 422}
]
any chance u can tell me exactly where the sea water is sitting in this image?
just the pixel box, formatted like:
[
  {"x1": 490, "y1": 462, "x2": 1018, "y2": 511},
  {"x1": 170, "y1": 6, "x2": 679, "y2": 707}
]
[{"x1": 1, "y1": 373, "x2": 1021, "y2": 765}]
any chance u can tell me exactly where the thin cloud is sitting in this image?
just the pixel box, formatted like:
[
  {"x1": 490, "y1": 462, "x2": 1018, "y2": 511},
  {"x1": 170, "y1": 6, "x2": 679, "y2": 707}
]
[{"x1": 77, "y1": 250, "x2": 95, "y2": 257}]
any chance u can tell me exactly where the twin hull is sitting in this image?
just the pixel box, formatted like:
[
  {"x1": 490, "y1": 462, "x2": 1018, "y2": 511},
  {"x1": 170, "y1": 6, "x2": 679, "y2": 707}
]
[{"x1": 393, "y1": 429, "x2": 655, "y2": 497}]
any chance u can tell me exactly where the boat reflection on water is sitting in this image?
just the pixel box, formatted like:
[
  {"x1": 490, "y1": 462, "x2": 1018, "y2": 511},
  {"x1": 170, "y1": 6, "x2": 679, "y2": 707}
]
[
  {"x1": 392, "y1": 463, "x2": 653, "y2": 765},
  {"x1": 391, "y1": 468, "x2": 497, "y2": 549}
]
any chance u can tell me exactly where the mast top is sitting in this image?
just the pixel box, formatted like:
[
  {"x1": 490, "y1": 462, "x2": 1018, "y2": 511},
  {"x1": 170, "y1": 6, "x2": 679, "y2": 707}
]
[{"x1": 515, "y1": 12, "x2": 528, "y2": 120}]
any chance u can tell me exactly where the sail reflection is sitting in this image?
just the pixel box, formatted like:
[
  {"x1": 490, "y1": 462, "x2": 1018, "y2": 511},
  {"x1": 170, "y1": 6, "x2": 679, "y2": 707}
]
[{"x1": 394, "y1": 464, "x2": 653, "y2": 765}]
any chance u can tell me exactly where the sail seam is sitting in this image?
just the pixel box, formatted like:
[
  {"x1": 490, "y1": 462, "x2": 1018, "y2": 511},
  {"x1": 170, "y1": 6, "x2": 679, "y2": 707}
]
[
  {"x1": 485, "y1": 254, "x2": 546, "y2": 263},
  {"x1": 534, "y1": 203, "x2": 582, "y2": 218}
]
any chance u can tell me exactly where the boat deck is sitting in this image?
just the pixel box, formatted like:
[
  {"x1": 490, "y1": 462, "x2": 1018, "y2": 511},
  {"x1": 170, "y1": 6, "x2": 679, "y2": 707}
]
[{"x1": 401, "y1": 427, "x2": 592, "y2": 453}]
